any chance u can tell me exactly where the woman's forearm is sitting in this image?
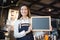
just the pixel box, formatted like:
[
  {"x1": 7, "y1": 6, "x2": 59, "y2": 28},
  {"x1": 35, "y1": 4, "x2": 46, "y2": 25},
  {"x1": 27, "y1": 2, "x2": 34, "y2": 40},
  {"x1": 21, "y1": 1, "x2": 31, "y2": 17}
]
[{"x1": 25, "y1": 25, "x2": 32, "y2": 34}]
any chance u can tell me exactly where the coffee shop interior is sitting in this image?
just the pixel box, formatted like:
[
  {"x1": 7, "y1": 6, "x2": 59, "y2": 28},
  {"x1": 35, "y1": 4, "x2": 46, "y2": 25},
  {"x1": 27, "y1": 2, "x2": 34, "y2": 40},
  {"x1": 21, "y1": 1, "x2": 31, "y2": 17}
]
[{"x1": 0, "y1": 0, "x2": 60, "y2": 40}]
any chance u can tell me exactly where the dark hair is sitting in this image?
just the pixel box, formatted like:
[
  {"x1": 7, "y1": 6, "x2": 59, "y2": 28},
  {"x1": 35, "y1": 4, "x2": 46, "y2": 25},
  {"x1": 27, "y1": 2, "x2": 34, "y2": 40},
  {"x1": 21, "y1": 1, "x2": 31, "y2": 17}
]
[{"x1": 18, "y1": 4, "x2": 31, "y2": 19}]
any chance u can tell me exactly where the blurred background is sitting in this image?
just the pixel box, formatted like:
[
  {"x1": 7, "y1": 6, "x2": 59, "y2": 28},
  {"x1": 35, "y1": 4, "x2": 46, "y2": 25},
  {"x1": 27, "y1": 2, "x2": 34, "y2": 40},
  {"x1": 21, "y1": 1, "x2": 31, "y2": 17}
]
[{"x1": 0, "y1": 0, "x2": 60, "y2": 40}]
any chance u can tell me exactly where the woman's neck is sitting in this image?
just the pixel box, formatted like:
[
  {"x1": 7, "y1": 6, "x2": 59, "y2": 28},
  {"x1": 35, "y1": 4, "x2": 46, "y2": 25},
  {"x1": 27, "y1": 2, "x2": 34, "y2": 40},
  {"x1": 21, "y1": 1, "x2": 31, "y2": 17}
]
[{"x1": 22, "y1": 16, "x2": 28, "y2": 19}]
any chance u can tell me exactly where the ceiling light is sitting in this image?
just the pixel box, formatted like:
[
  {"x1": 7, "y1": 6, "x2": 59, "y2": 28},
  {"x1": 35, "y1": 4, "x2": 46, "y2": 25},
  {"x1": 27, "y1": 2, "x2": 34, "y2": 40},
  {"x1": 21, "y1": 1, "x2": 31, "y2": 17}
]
[
  {"x1": 11, "y1": 1, "x2": 13, "y2": 3},
  {"x1": 48, "y1": 9, "x2": 52, "y2": 12}
]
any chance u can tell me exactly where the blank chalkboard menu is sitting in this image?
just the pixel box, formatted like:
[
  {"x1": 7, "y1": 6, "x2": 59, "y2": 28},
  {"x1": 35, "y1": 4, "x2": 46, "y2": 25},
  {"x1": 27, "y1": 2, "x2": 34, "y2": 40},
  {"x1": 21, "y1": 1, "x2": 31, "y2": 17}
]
[{"x1": 31, "y1": 16, "x2": 51, "y2": 31}]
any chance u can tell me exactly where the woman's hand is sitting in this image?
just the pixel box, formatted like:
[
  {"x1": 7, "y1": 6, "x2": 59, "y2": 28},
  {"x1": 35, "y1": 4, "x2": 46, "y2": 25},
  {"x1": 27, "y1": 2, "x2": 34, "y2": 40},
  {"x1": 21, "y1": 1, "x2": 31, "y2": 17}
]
[
  {"x1": 50, "y1": 25, "x2": 53, "y2": 31},
  {"x1": 19, "y1": 30, "x2": 26, "y2": 37},
  {"x1": 25, "y1": 24, "x2": 32, "y2": 34}
]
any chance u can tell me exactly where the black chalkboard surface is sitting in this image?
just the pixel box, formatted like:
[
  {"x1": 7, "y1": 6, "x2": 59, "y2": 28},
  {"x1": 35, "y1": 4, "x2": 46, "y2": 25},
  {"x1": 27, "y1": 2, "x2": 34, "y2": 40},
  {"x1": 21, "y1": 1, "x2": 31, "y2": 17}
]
[{"x1": 31, "y1": 16, "x2": 51, "y2": 31}]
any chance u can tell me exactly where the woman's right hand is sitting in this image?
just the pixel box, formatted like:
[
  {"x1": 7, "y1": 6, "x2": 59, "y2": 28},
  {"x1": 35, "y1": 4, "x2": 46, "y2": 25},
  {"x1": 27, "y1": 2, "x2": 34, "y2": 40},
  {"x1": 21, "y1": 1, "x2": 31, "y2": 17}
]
[{"x1": 19, "y1": 30, "x2": 26, "y2": 37}]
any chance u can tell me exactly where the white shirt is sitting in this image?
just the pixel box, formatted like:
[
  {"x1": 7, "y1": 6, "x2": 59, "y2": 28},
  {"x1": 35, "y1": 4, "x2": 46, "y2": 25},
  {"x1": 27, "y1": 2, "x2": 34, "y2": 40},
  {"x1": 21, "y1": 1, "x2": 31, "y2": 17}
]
[{"x1": 14, "y1": 18, "x2": 30, "y2": 38}]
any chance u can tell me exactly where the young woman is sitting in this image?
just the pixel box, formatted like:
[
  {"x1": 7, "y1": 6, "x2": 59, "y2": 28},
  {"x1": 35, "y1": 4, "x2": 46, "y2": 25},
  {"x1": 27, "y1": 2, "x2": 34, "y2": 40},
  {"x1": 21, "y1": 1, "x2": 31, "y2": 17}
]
[{"x1": 14, "y1": 5, "x2": 34, "y2": 40}]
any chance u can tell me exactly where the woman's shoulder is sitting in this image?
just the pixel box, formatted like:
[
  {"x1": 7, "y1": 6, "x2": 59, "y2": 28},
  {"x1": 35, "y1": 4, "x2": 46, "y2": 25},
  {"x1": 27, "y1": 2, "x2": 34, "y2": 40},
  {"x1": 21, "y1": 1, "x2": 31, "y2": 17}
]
[{"x1": 14, "y1": 19, "x2": 21, "y2": 24}]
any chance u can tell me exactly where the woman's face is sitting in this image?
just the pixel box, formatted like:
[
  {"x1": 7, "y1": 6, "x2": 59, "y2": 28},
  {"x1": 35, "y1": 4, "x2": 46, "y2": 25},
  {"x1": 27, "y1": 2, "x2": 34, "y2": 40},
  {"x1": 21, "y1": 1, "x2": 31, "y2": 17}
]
[{"x1": 20, "y1": 6, "x2": 28, "y2": 16}]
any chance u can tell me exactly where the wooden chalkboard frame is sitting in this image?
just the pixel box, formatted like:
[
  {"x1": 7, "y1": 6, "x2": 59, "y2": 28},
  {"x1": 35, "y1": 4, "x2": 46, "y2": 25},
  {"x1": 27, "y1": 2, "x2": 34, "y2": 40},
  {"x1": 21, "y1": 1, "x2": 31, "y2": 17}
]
[{"x1": 31, "y1": 16, "x2": 51, "y2": 31}]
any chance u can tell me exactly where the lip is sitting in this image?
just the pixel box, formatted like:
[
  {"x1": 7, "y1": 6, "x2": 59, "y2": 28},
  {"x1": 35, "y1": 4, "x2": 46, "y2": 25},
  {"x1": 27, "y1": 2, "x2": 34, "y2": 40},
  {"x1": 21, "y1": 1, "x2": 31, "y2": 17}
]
[{"x1": 22, "y1": 13, "x2": 26, "y2": 14}]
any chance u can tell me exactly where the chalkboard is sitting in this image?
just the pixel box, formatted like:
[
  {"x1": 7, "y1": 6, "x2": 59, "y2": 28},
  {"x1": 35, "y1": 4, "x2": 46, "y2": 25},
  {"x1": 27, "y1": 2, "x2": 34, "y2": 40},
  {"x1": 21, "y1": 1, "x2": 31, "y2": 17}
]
[{"x1": 31, "y1": 16, "x2": 51, "y2": 31}]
